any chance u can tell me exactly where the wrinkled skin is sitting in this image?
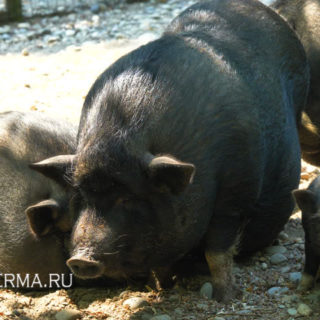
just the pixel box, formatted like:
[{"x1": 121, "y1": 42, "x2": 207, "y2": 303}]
[
  {"x1": 0, "y1": 111, "x2": 76, "y2": 288},
  {"x1": 293, "y1": 177, "x2": 320, "y2": 291},
  {"x1": 33, "y1": 0, "x2": 309, "y2": 301},
  {"x1": 271, "y1": 0, "x2": 320, "y2": 166}
]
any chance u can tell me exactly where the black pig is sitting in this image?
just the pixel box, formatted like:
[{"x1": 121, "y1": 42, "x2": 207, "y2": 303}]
[
  {"x1": 293, "y1": 177, "x2": 320, "y2": 291},
  {"x1": 271, "y1": 0, "x2": 320, "y2": 166},
  {"x1": 0, "y1": 111, "x2": 76, "y2": 288},
  {"x1": 32, "y1": 0, "x2": 309, "y2": 301}
]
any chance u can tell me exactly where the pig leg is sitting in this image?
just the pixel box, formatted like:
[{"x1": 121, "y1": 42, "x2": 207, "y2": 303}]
[
  {"x1": 148, "y1": 266, "x2": 174, "y2": 290},
  {"x1": 205, "y1": 213, "x2": 243, "y2": 302},
  {"x1": 298, "y1": 242, "x2": 320, "y2": 291}
]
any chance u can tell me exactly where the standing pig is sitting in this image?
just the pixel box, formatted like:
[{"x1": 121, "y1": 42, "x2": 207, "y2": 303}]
[
  {"x1": 271, "y1": 0, "x2": 320, "y2": 166},
  {"x1": 31, "y1": 0, "x2": 309, "y2": 301},
  {"x1": 293, "y1": 177, "x2": 320, "y2": 291},
  {"x1": 0, "y1": 111, "x2": 76, "y2": 288}
]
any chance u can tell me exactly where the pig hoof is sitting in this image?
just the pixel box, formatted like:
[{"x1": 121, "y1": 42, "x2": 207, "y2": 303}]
[
  {"x1": 147, "y1": 269, "x2": 175, "y2": 290},
  {"x1": 212, "y1": 283, "x2": 242, "y2": 303},
  {"x1": 297, "y1": 273, "x2": 314, "y2": 292}
]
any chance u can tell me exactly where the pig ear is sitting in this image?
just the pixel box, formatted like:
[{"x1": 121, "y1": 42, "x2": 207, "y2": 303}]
[
  {"x1": 293, "y1": 189, "x2": 318, "y2": 215},
  {"x1": 29, "y1": 154, "x2": 75, "y2": 187},
  {"x1": 148, "y1": 155, "x2": 195, "y2": 194},
  {"x1": 26, "y1": 199, "x2": 61, "y2": 237}
]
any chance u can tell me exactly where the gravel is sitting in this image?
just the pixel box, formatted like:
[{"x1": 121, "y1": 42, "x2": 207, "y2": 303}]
[{"x1": 0, "y1": 0, "x2": 320, "y2": 319}]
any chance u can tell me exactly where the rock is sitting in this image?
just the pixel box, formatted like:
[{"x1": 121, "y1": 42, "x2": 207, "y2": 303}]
[
  {"x1": 197, "y1": 303, "x2": 208, "y2": 311},
  {"x1": 213, "y1": 318, "x2": 226, "y2": 320},
  {"x1": 18, "y1": 22, "x2": 31, "y2": 29},
  {"x1": 47, "y1": 36, "x2": 60, "y2": 44},
  {"x1": 270, "y1": 253, "x2": 287, "y2": 265},
  {"x1": 65, "y1": 30, "x2": 76, "y2": 37},
  {"x1": 21, "y1": 48, "x2": 29, "y2": 56},
  {"x1": 267, "y1": 286, "x2": 289, "y2": 296},
  {"x1": 55, "y1": 309, "x2": 81, "y2": 320},
  {"x1": 280, "y1": 266, "x2": 291, "y2": 273},
  {"x1": 265, "y1": 245, "x2": 287, "y2": 255},
  {"x1": 200, "y1": 282, "x2": 213, "y2": 299},
  {"x1": 297, "y1": 303, "x2": 312, "y2": 316},
  {"x1": 123, "y1": 297, "x2": 148, "y2": 309},
  {"x1": 0, "y1": 26, "x2": 10, "y2": 34},
  {"x1": 261, "y1": 262, "x2": 268, "y2": 270},
  {"x1": 289, "y1": 272, "x2": 302, "y2": 285},
  {"x1": 287, "y1": 308, "x2": 297, "y2": 316},
  {"x1": 278, "y1": 231, "x2": 289, "y2": 241},
  {"x1": 150, "y1": 315, "x2": 171, "y2": 320},
  {"x1": 90, "y1": 4, "x2": 101, "y2": 13}
]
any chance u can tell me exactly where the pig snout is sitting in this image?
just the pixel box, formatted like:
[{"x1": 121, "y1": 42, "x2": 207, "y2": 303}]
[{"x1": 67, "y1": 256, "x2": 104, "y2": 279}]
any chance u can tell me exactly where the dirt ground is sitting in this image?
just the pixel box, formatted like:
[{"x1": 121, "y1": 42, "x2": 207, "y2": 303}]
[{"x1": 1, "y1": 40, "x2": 320, "y2": 320}]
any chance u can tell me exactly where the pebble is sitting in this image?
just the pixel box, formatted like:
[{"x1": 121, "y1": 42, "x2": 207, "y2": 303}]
[
  {"x1": 278, "y1": 231, "x2": 289, "y2": 241},
  {"x1": 265, "y1": 245, "x2": 287, "y2": 255},
  {"x1": 287, "y1": 308, "x2": 297, "y2": 316},
  {"x1": 90, "y1": 3, "x2": 101, "y2": 13},
  {"x1": 297, "y1": 303, "x2": 312, "y2": 316},
  {"x1": 21, "y1": 48, "x2": 29, "y2": 56},
  {"x1": 55, "y1": 309, "x2": 81, "y2": 320},
  {"x1": 270, "y1": 253, "x2": 288, "y2": 265},
  {"x1": 267, "y1": 286, "x2": 289, "y2": 296},
  {"x1": 280, "y1": 266, "x2": 291, "y2": 273},
  {"x1": 150, "y1": 315, "x2": 171, "y2": 320},
  {"x1": 197, "y1": 303, "x2": 208, "y2": 311},
  {"x1": 289, "y1": 272, "x2": 302, "y2": 285},
  {"x1": 200, "y1": 282, "x2": 213, "y2": 299},
  {"x1": 123, "y1": 297, "x2": 148, "y2": 309},
  {"x1": 213, "y1": 318, "x2": 226, "y2": 320},
  {"x1": 261, "y1": 262, "x2": 268, "y2": 270}
]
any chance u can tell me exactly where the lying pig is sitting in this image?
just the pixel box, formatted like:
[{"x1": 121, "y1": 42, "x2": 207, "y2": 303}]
[
  {"x1": 271, "y1": 0, "x2": 320, "y2": 166},
  {"x1": 293, "y1": 177, "x2": 320, "y2": 291},
  {"x1": 0, "y1": 111, "x2": 76, "y2": 289},
  {"x1": 31, "y1": 0, "x2": 309, "y2": 301}
]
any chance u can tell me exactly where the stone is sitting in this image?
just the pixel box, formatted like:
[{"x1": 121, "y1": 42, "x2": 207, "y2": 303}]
[
  {"x1": 289, "y1": 272, "x2": 302, "y2": 285},
  {"x1": 55, "y1": 309, "x2": 81, "y2": 320},
  {"x1": 270, "y1": 253, "x2": 287, "y2": 265},
  {"x1": 90, "y1": 4, "x2": 101, "y2": 13},
  {"x1": 280, "y1": 266, "x2": 291, "y2": 273},
  {"x1": 278, "y1": 231, "x2": 289, "y2": 241},
  {"x1": 261, "y1": 262, "x2": 268, "y2": 270},
  {"x1": 267, "y1": 286, "x2": 289, "y2": 296},
  {"x1": 123, "y1": 297, "x2": 148, "y2": 310},
  {"x1": 21, "y1": 48, "x2": 29, "y2": 56},
  {"x1": 297, "y1": 303, "x2": 312, "y2": 316},
  {"x1": 65, "y1": 30, "x2": 76, "y2": 37},
  {"x1": 287, "y1": 308, "x2": 297, "y2": 316},
  {"x1": 200, "y1": 282, "x2": 213, "y2": 299},
  {"x1": 197, "y1": 303, "x2": 208, "y2": 311},
  {"x1": 265, "y1": 245, "x2": 287, "y2": 255}
]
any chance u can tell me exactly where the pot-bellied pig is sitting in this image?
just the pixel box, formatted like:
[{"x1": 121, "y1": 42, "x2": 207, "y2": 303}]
[
  {"x1": 293, "y1": 177, "x2": 320, "y2": 291},
  {"x1": 0, "y1": 111, "x2": 76, "y2": 289},
  {"x1": 271, "y1": 0, "x2": 320, "y2": 166},
  {"x1": 31, "y1": 0, "x2": 309, "y2": 301}
]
